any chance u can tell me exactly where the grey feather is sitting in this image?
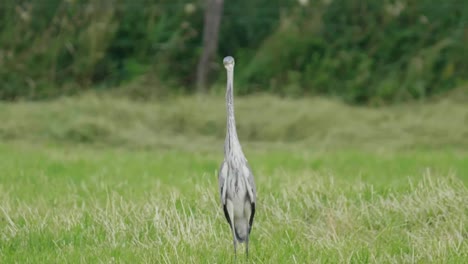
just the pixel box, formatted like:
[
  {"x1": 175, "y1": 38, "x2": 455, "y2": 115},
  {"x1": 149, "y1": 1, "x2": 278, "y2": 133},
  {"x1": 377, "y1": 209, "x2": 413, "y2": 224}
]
[{"x1": 218, "y1": 161, "x2": 228, "y2": 204}]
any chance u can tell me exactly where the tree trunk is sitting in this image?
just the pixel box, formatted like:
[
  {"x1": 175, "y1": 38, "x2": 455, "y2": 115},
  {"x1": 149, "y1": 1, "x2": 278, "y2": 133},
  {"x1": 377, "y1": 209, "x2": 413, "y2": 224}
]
[{"x1": 196, "y1": 0, "x2": 224, "y2": 93}]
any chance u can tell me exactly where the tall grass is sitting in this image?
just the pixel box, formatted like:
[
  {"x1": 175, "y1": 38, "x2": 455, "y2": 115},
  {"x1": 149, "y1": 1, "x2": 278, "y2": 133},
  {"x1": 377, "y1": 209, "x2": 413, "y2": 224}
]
[
  {"x1": 0, "y1": 94, "x2": 466, "y2": 150},
  {"x1": 0, "y1": 95, "x2": 466, "y2": 262},
  {"x1": 0, "y1": 143, "x2": 466, "y2": 262}
]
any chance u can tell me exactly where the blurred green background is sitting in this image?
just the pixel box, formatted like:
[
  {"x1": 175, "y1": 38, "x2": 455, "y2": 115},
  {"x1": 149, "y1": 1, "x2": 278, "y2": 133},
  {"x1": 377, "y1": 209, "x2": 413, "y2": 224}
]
[{"x1": 1, "y1": 0, "x2": 466, "y2": 104}]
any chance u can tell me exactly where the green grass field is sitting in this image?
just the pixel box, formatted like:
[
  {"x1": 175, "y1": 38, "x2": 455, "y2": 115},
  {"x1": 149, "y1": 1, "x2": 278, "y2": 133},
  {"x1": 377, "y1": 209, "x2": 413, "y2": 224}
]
[{"x1": 0, "y1": 95, "x2": 467, "y2": 263}]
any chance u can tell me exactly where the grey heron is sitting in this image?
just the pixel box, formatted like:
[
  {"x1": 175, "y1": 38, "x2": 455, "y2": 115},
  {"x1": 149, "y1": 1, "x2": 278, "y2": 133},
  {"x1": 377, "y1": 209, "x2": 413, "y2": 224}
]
[{"x1": 218, "y1": 56, "x2": 257, "y2": 258}]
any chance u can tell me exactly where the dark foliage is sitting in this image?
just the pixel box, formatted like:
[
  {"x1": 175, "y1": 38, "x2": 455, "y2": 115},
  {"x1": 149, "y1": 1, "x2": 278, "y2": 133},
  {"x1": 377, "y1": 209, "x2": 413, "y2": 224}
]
[{"x1": 0, "y1": 0, "x2": 466, "y2": 103}]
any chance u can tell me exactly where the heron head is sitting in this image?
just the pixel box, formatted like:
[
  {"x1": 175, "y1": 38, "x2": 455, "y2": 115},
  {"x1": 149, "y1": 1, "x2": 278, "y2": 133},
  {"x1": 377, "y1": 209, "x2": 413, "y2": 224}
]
[{"x1": 223, "y1": 56, "x2": 235, "y2": 71}]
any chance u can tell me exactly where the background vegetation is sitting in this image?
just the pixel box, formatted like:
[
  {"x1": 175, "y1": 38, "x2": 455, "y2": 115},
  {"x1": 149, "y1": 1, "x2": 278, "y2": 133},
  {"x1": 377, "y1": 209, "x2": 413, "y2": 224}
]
[
  {"x1": 1, "y1": 93, "x2": 467, "y2": 150},
  {"x1": 1, "y1": 0, "x2": 467, "y2": 103}
]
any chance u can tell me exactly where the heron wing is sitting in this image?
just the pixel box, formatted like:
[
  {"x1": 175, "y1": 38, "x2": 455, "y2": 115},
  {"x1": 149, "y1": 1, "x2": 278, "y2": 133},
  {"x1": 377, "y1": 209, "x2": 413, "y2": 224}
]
[
  {"x1": 218, "y1": 161, "x2": 232, "y2": 228},
  {"x1": 218, "y1": 160, "x2": 228, "y2": 205},
  {"x1": 243, "y1": 163, "x2": 257, "y2": 203},
  {"x1": 249, "y1": 202, "x2": 255, "y2": 234},
  {"x1": 245, "y1": 163, "x2": 256, "y2": 233},
  {"x1": 223, "y1": 204, "x2": 232, "y2": 229}
]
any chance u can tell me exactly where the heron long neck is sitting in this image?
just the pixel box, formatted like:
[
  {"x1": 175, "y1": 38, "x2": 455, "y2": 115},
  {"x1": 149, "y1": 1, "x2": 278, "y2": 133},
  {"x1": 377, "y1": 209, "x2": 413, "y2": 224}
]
[{"x1": 225, "y1": 68, "x2": 245, "y2": 161}]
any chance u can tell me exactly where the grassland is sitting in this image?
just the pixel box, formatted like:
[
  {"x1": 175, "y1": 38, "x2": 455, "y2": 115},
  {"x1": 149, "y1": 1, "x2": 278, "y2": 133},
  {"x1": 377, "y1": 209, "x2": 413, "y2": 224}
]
[{"x1": 0, "y1": 94, "x2": 467, "y2": 263}]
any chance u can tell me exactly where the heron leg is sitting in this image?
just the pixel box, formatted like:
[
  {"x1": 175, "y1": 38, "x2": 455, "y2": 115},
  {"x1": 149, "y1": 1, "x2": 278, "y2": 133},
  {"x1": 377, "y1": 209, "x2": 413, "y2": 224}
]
[
  {"x1": 226, "y1": 200, "x2": 237, "y2": 259},
  {"x1": 245, "y1": 235, "x2": 249, "y2": 259},
  {"x1": 232, "y1": 230, "x2": 237, "y2": 259},
  {"x1": 231, "y1": 222, "x2": 238, "y2": 260}
]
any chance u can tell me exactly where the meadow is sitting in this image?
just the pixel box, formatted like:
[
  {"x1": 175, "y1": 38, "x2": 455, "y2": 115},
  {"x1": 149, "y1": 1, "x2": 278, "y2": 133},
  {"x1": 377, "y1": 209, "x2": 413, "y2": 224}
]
[{"x1": 0, "y1": 94, "x2": 467, "y2": 263}]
